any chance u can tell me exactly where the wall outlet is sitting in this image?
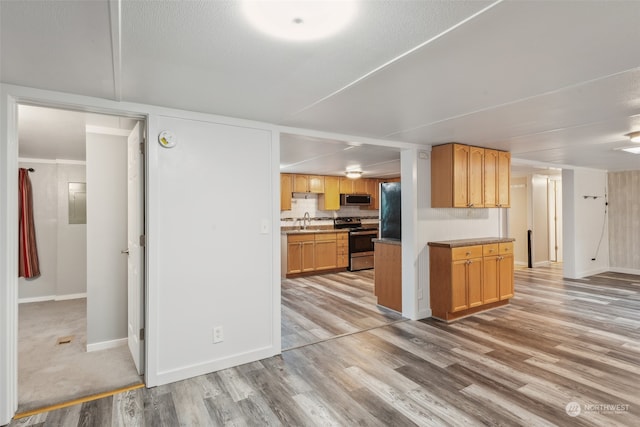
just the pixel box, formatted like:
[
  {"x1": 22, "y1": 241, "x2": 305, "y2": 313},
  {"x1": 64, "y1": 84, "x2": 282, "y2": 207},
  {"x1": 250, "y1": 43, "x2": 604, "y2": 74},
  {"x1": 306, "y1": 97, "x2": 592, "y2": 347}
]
[{"x1": 213, "y1": 326, "x2": 224, "y2": 344}]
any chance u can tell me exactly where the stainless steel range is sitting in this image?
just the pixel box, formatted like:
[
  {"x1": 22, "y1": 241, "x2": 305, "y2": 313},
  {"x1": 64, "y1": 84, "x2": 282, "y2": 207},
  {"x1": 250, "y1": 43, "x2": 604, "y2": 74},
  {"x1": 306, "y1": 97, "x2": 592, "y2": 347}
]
[{"x1": 334, "y1": 217, "x2": 378, "y2": 271}]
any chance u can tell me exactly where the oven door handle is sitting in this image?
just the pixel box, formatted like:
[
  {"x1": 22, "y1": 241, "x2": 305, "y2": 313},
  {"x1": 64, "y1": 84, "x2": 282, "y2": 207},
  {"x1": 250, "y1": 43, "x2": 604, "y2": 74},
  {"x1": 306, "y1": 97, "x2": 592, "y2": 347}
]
[{"x1": 350, "y1": 230, "x2": 378, "y2": 236}]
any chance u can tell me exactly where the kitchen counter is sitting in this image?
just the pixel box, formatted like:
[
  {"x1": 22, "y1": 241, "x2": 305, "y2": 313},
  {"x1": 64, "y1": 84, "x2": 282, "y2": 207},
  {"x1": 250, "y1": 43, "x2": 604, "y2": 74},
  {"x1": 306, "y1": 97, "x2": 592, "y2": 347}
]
[
  {"x1": 281, "y1": 227, "x2": 350, "y2": 235},
  {"x1": 427, "y1": 237, "x2": 514, "y2": 248}
]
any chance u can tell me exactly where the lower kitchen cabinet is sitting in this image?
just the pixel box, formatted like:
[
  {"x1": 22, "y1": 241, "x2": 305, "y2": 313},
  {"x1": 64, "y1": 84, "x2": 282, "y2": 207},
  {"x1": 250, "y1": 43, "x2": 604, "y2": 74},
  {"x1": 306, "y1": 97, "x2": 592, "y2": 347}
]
[
  {"x1": 374, "y1": 240, "x2": 402, "y2": 312},
  {"x1": 287, "y1": 234, "x2": 315, "y2": 274},
  {"x1": 314, "y1": 233, "x2": 337, "y2": 271},
  {"x1": 429, "y1": 239, "x2": 514, "y2": 322},
  {"x1": 282, "y1": 231, "x2": 349, "y2": 277}
]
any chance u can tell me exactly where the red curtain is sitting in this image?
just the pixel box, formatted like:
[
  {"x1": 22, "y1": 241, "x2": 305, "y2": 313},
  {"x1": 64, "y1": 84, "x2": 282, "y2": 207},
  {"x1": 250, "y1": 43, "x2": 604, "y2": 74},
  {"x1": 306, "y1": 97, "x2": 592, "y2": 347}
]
[{"x1": 18, "y1": 168, "x2": 40, "y2": 278}]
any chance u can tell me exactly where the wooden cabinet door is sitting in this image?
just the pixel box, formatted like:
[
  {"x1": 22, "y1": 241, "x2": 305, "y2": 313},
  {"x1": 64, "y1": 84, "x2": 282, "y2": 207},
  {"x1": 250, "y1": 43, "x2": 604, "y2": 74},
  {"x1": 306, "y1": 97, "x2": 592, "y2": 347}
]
[
  {"x1": 451, "y1": 260, "x2": 468, "y2": 312},
  {"x1": 453, "y1": 144, "x2": 470, "y2": 207},
  {"x1": 497, "y1": 151, "x2": 511, "y2": 207},
  {"x1": 280, "y1": 174, "x2": 293, "y2": 211},
  {"x1": 499, "y1": 254, "x2": 514, "y2": 299},
  {"x1": 308, "y1": 175, "x2": 325, "y2": 193},
  {"x1": 483, "y1": 149, "x2": 498, "y2": 208},
  {"x1": 293, "y1": 174, "x2": 309, "y2": 193},
  {"x1": 319, "y1": 176, "x2": 340, "y2": 210},
  {"x1": 287, "y1": 242, "x2": 303, "y2": 274},
  {"x1": 364, "y1": 179, "x2": 380, "y2": 210},
  {"x1": 339, "y1": 177, "x2": 354, "y2": 194},
  {"x1": 467, "y1": 258, "x2": 483, "y2": 308},
  {"x1": 353, "y1": 178, "x2": 367, "y2": 194},
  {"x1": 301, "y1": 241, "x2": 315, "y2": 272},
  {"x1": 482, "y1": 255, "x2": 500, "y2": 304},
  {"x1": 468, "y1": 146, "x2": 484, "y2": 208},
  {"x1": 314, "y1": 239, "x2": 337, "y2": 270}
]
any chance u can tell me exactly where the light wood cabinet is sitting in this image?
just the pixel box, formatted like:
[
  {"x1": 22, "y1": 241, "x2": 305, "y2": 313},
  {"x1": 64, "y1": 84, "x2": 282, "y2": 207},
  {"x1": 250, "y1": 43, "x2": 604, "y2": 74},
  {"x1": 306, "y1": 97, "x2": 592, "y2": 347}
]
[
  {"x1": 429, "y1": 239, "x2": 514, "y2": 321},
  {"x1": 432, "y1": 143, "x2": 509, "y2": 208},
  {"x1": 353, "y1": 178, "x2": 367, "y2": 194},
  {"x1": 287, "y1": 234, "x2": 315, "y2": 274},
  {"x1": 339, "y1": 177, "x2": 354, "y2": 194},
  {"x1": 314, "y1": 233, "x2": 337, "y2": 270},
  {"x1": 280, "y1": 173, "x2": 293, "y2": 211},
  {"x1": 318, "y1": 176, "x2": 340, "y2": 211},
  {"x1": 497, "y1": 151, "x2": 511, "y2": 207},
  {"x1": 293, "y1": 174, "x2": 324, "y2": 193},
  {"x1": 374, "y1": 241, "x2": 402, "y2": 312},
  {"x1": 361, "y1": 178, "x2": 380, "y2": 210},
  {"x1": 483, "y1": 149, "x2": 511, "y2": 208},
  {"x1": 283, "y1": 231, "x2": 349, "y2": 277}
]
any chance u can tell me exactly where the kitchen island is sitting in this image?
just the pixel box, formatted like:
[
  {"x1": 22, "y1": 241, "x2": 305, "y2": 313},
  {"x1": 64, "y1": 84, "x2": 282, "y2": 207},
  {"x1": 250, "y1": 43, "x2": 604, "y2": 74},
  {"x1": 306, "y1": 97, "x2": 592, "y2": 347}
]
[{"x1": 428, "y1": 237, "x2": 515, "y2": 322}]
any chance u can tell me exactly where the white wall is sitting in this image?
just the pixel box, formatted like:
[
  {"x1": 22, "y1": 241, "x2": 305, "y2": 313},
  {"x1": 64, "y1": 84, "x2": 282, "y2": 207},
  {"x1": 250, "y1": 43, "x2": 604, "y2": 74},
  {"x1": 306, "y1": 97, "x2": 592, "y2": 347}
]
[
  {"x1": 56, "y1": 163, "x2": 87, "y2": 297},
  {"x1": 86, "y1": 133, "x2": 128, "y2": 346},
  {"x1": 18, "y1": 161, "x2": 87, "y2": 301},
  {"x1": 148, "y1": 115, "x2": 278, "y2": 385},
  {"x1": 562, "y1": 168, "x2": 609, "y2": 278}
]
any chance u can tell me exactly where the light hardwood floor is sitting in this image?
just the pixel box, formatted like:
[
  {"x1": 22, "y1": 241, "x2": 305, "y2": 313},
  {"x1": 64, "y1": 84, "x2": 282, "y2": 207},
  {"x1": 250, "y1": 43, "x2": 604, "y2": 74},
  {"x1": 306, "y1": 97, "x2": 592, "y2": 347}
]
[{"x1": 10, "y1": 265, "x2": 640, "y2": 426}]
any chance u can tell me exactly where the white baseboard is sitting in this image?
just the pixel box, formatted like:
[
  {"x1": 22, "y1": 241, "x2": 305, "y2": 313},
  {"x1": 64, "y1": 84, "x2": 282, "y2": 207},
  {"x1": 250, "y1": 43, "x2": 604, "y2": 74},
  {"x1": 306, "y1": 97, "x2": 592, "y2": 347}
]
[
  {"x1": 608, "y1": 267, "x2": 640, "y2": 276},
  {"x1": 19, "y1": 292, "x2": 87, "y2": 304},
  {"x1": 87, "y1": 337, "x2": 127, "y2": 352},
  {"x1": 55, "y1": 292, "x2": 87, "y2": 301}
]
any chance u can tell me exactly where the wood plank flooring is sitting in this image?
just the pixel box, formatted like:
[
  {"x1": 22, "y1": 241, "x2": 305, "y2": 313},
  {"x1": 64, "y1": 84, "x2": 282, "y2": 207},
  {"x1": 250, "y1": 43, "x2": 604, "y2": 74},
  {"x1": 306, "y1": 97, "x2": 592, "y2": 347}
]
[
  {"x1": 281, "y1": 270, "x2": 404, "y2": 349},
  {"x1": 11, "y1": 265, "x2": 640, "y2": 426}
]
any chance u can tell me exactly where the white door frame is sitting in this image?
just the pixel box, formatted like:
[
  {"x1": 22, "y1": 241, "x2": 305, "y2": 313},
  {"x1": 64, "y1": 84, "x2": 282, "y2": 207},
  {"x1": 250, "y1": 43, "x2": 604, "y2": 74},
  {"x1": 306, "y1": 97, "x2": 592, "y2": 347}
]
[{"x1": 0, "y1": 88, "x2": 148, "y2": 423}]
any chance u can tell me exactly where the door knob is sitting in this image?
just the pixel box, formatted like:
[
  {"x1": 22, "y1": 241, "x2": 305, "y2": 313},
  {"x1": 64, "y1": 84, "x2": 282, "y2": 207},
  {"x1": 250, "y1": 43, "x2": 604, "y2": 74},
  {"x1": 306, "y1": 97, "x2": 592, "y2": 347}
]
[{"x1": 121, "y1": 249, "x2": 130, "y2": 254}]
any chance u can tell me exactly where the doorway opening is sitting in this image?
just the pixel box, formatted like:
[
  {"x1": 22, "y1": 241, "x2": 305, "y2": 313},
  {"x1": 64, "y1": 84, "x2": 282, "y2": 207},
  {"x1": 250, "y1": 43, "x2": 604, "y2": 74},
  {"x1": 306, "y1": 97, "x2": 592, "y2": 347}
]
[{"x1": 16, "y1": 104, "x2": 146, "y2": 413}]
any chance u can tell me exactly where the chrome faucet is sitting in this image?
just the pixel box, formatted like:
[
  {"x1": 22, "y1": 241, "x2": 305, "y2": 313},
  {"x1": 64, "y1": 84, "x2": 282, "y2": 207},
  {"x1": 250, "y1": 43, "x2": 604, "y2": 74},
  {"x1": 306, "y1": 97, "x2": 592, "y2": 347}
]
[{"x1": 302, "y1": 212, "x2": 311, "y2": 230}]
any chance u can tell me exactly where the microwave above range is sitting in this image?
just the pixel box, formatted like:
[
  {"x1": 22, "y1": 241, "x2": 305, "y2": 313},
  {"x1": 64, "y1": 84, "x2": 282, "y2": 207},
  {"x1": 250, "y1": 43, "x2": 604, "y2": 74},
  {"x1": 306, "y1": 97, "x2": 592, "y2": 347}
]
[{"x1": 340, "y1": 193, "x2": 371, "y2": 206}]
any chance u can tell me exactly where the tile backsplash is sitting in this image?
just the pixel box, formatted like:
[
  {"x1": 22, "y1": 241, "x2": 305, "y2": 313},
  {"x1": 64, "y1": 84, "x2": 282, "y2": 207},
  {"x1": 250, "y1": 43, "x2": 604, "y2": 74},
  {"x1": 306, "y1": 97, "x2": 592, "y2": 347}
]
[{"x1": 281, "y1": 193, "x2": 378, "y2": 228}]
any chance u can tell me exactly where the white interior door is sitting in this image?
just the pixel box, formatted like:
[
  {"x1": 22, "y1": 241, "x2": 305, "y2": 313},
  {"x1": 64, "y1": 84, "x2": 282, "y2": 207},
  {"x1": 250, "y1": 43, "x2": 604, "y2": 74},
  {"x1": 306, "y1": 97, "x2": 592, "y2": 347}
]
[{"x1": 127, "y1": 122, "x2": 144, "y2": 375}]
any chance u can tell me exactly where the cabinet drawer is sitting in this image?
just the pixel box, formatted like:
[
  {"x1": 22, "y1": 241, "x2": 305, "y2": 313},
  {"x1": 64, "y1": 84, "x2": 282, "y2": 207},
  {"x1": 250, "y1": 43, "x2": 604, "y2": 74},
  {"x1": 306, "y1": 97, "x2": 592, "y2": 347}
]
[
  {"x1": 315, "y1": 233, "x2": 337, "y2": 241},
  {"x1": 483, "y1": 244, "x2": 499, "y2": 256},
  {"x1": 499, "y1": 242, "x2": 513, "y2": 255},
  {"x1": 288, "y1": 234, "x2": 315, "y2": 243},
  {"x1": 337, "y1": 232, "x2": 349, "y2": 241},
  {"x1": 451, "y1": 245, "x2": 483, "y2": 260}
]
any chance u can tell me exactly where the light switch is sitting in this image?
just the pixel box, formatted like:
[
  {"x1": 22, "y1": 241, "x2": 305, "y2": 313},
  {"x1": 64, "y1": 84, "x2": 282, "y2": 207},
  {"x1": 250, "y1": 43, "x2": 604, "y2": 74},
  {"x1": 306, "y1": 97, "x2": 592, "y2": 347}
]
[{"x1": 260, "y1": 219, "x2": 270, "y2": 234}]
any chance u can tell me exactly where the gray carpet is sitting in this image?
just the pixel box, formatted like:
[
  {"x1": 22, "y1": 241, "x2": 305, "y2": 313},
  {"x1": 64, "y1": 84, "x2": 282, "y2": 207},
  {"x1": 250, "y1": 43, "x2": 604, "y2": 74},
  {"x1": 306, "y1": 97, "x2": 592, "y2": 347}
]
[{"x1": 18, "y1": 298, "x2": 142, "y2": 412}]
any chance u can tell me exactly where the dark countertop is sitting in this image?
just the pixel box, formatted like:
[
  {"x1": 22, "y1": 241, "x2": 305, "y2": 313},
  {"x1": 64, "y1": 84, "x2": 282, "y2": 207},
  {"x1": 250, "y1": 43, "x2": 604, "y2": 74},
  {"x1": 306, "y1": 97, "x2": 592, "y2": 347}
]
[
  {"x1": 373, "y1": 238, "x2": 401, "y2": 246},
  {"x1": 427, "y1": 237, "x2": 515, "y2": 248},
  {"x1": 281, "y1": 228, "x2": 350, "y2": 235}
]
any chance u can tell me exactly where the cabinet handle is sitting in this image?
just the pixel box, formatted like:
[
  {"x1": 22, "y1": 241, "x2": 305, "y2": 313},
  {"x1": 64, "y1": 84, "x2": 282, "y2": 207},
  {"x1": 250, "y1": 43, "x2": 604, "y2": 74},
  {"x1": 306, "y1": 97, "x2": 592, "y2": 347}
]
[
  {"x1": 468, "y1": 203, "x2": 474, "y2": 207},
  {"x1": 489, "y1": 249, "x2": 494, "y2": 253},
  {"x1": 466, "y1": 252, "x2": 471, "y2": 256}
]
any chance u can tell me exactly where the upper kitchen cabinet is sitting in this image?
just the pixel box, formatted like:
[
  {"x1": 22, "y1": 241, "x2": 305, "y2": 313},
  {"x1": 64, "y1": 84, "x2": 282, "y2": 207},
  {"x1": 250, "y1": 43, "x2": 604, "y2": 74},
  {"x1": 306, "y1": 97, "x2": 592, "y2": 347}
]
[
  {"x1": 318, "y1": 176, "x2": 340, "y2": 211},
  {"x1": 281, "y1": 173, "x2": 293, "y2": 211},
  {"x1": 431, "y1": 143, "x2": 509, "y2": 208},
  {"x1": 432, "y1": 143, "x2": 483, "y2": 208},
  {"x1": 362, "y1": 178, "x2": 381, "y2": 210},
  {"x1": 339, "y1": 177, "x2": 354, "y2": 194},
  {"x1": 484, "y1": 149, "x2": 511, "y2": 208},
  {"x1": 293, "y1": 174, "x2": 325, "y2": 193}
]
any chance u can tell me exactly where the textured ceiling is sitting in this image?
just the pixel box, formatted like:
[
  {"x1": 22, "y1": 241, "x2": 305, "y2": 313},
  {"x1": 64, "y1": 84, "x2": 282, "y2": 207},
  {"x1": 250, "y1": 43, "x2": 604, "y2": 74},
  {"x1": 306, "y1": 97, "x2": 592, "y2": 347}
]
[{"x1": 3, "y1": 0, "x2": 640, "y2": 173}]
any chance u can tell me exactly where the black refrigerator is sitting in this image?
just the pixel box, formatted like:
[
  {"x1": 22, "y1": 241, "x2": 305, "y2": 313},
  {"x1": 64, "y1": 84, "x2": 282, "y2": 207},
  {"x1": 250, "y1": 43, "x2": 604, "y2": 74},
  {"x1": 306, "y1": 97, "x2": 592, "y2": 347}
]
[{"x1": 380, "y1": 182, "x2": 401, "y2": 240}]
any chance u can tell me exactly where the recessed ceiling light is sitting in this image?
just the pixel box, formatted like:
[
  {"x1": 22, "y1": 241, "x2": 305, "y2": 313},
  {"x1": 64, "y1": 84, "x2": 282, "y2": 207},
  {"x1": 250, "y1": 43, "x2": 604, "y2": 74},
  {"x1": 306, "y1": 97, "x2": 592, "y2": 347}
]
[{"x1": 242, "y1": 0, "x2": 357, "y2": 42}]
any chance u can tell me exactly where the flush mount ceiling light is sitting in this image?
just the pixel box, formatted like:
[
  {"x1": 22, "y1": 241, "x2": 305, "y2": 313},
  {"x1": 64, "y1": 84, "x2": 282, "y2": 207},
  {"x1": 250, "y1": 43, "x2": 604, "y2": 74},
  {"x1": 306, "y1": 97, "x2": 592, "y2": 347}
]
[
  {"x1": 242, "y1": 0, "x2": 357, "y2": 42},
  {"x1": 345, "y1": 170, "x2": 363, "y2": 179},
  {"x1": 618, "y1": 146, "x2": 640, "y2": 154},
  {"x1": 627, "y1": 131, "x2": 640, "y2": 143}
]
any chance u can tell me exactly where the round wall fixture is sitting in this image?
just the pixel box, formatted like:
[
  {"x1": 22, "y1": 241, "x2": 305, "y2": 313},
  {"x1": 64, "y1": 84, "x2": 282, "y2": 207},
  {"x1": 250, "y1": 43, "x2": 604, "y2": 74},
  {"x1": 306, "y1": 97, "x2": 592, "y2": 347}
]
[{"x1": 158, "y1": 130, "x2": 177, "y2": 148}]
